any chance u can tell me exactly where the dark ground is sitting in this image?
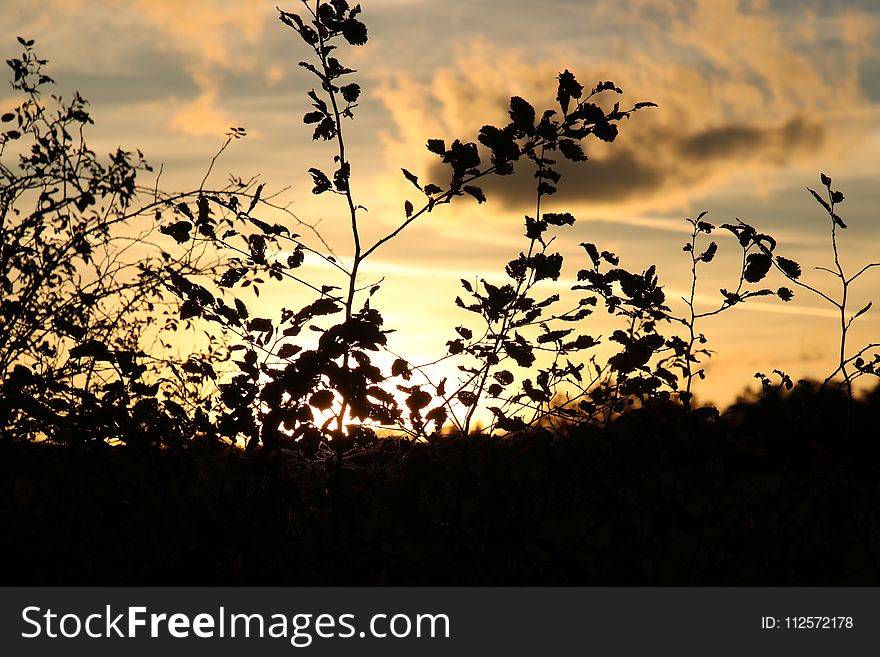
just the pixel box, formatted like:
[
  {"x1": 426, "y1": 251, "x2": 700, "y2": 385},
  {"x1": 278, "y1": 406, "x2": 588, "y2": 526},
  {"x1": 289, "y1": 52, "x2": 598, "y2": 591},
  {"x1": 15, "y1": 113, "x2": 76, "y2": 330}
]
[{"x1": 3, "y1": 387, "x2": 880, "y2": 585}]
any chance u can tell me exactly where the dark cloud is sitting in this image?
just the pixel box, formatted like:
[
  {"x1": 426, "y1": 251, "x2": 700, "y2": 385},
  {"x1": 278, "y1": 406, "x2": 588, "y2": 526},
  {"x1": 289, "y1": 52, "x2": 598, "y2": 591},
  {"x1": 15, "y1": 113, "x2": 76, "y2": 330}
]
[
  {"x1": 680, "y1": 116, "x2": 823, "y2": 162},
  {"x1": 375, "y1": 0, "x2": 877, "y2": 217},
  {"x1": 423, "y1": 114, "x2": 825, "y2": 210}
]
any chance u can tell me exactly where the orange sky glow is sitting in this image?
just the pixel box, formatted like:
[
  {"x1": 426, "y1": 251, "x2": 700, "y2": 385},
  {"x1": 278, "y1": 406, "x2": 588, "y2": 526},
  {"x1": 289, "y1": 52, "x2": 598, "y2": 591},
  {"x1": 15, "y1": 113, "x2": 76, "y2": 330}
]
[{"x1": 2, "y1": 0, "x2": 879, "y2": 414}]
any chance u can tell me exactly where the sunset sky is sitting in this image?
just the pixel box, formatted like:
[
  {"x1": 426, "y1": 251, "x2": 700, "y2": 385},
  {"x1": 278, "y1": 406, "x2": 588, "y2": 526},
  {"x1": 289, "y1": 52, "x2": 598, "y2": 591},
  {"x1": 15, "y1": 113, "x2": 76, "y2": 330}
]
[{"x1": 2, "y1": 0, "x2": 879, "y2": 407}]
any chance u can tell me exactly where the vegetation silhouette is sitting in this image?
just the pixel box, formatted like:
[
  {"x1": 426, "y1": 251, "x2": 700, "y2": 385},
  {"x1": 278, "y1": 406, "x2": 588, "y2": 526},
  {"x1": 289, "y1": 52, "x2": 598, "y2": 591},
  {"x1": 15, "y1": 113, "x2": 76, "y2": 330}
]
[{"x1": 1, "y1": 1, "x2": 879, "y2": 585}]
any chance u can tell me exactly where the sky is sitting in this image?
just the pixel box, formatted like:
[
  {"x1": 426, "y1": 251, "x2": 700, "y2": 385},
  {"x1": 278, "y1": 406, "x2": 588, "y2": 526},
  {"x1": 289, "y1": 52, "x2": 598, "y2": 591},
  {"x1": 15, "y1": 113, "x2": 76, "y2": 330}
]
[{"x1": 2, "y1": 0, "x2": 879, "y2": 408}]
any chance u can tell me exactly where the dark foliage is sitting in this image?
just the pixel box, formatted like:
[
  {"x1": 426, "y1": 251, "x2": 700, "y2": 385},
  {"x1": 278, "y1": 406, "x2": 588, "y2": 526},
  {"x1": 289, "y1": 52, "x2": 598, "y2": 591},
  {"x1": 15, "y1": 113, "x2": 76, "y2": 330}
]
[
  {"x1": 1, "y1": 3, "x2": 878, "y2": 586},
  {"x1": 0, "y1": 38, "x2": 236, "y2": 448},
  {"x1": 3, "y1": 385, "x2": 880, "y2": 585}
]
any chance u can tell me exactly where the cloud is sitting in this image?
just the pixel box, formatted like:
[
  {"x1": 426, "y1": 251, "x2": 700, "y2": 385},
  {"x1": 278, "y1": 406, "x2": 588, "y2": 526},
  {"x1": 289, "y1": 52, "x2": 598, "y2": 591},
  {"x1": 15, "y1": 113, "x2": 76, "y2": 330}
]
[
  {"x1": 450, "y1": 114, "x2": 825, "y2": 210},
  {"x1": 131, "y1": 0, "x2": 269, "y2": 137},
  {"x1": 23, "y1": 0, "x2": 272, "y2": 138},
  {"x1": 169, "y1": 90, "x2": 232, "y2": 138},
  {"x1": 678, "y1": 117, "x2": 823, "y2": 163},
  {"x1": 374, "y1": 0, "x2": 877, "y2": 216}
]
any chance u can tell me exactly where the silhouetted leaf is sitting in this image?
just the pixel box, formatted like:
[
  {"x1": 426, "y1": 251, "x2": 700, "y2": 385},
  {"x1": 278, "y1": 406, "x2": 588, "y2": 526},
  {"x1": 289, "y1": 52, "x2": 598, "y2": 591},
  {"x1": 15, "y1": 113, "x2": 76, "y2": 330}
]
[
  {"x1": 334, "y1": 163, "x2": 350, "y2": 192},
  {"x1": 537, "y1": 328, "x2": 573, "y2": 344},
  {"x1": 341, "y1": 18, "x2": 368, "y2": 45},
  {"x1": 425, "y1": 406, "x2": 447, "y2": 428},
  {"x1": 504, "y1": 340, "x2": 535, "y2": 367},
  {"x1": 405, "y1": 388, "x2": 431, "y2": 413},
  {"x1": 720, "y1": 288, "x2": 742, "y2": 305},
  {"x1": 853, "y1": 301, "x2": 872, "y2": 321},
  {"x1": 303, "y1": 110, "x2": 324, "y2": 124},
  {"x1": 443, "y1": 139, "x2": 481, "y2": 174},
  {"x1": 69, "y1": 340, "x2": 113, "y2": 361},
  {"x1": 601, "y1": 252, "x2": 620, "y2": 268},
  {"x1": 558, "y1": 139, "x2": 587, "y2": 162},
  {"x1": 699, "y1": 242, "x2": 718, "y2": 263},
  {"x1": 243, "y1": 212, "x2": 274, "y2": 236},
  {"x1": 277, "y1": 343, "x2": 301, "y2": 359},
  {"x1": 593, "y1": 80, "x2": 622, "y2": 94},
  {"x1": 490, "y1": 408, "x2": 529, "y2": 433},
  {"x1": 505, "y1": 256, "x2": 528, "y2": 282},
  {"x1": 744, "y1": 253, "x2": 772, "y2": 283},
  {"x1": 234, "y1": 297, "x2": 249, "y2": 319},
  {"x1": 608, "y1": 334, "x2": 664, "y2": 373},
  {"x1": 544, "y1": 212, "x2": 575, "y2": 227},
  {"x1": 341, "y1": 83, "x2": 360, "y2": 102},
  {"x1": 808, "y1": 187, "x2": 831, "y2": 213},
  {"x1": 775, "y1": 256, "x2": 801, "y2": 279},
  {"x1": 160, "y1": 221, "x2": 192, "y2": 244},
  {"x1": 196, "y1": 194, "x2": 211, "y2": 228},
  {"x1": 563, "y1": 335, "x2": 599, "y2": 350},
  {"x1": 313, "y1": 118, "x2": 336, "y2": 141},
  {"x1": 777, "y1": 287, "x2": 794, "y2": 302},
  {"x1": 446, "y1": 339, "x2": 464, "y2": 355},
  {"x1": 582, "y1": 242, "x2": 600, "y2": 268},
  {"x1": 176, "y1": 203, "x2": 195, "y2": 221},
  {"x1": 592, "y1": 121, "x2": 618, "y2": 142},
  {"x1": 463, "y1": 185, "x2": 486, "y2": 203},
  {"x1": 310, "y1": 390, "x2": 335, "y2": 410},
  {"x1": 308, "y1": 168, "x2": 332, "y2": 194},
  {"x1": 248, "y1": 183, "x2": 264, "y2": 213},
  {"x1": 537, "y1": 182, "x2": 556, "y2": 196},
  {"x1": 404, "y1": 200, "x2": 413, "y2": 218},
  {"x1": 248, "y1": 234, "x2": 267, "y2": 263},
  {"x1": 482, "y1": 282, "x2": 517, "y2": 319},
  {"x1": 287, "y1": 247, "x2": 305, "y2": 269},
  {"x1": 401, "y1": 168, "x2": 421, "y2": 190},
  {"x1": 556, "y1": 69, "x2": 583, "y2": 114},
  {"x1": 508, "y1": 96, "x2": 536, "y2": 135},
  {"x1": 248, "y1": 317, "x2": 273, "y2": 333},
  {"x1": 298, "y1": 20, "x2": 321, "y2": 44},
  {"x1": 220, "y1": 267, "x2": 247, "y2": 288},
  {"x1": 391, "y1": 358, "x2": 412, "y2": 379},
  {"x1": 522, "y1": 216, "x2": 546, "y2": 242},
  {"x1": 531, "y1": 252, "x2": 563, "y2": 282},
  {"x1": 180, "y1": 299, "x2": 201, "y2": 320},
  {"x1": 418, "y1": 137, "x2": 444, "y2": 157},
  {"x1": 535, "y1": 109, "x2": 558, "y2": 140},
  {"x1": 483, "y1": 383, "x2": 501, "y2": 397}
]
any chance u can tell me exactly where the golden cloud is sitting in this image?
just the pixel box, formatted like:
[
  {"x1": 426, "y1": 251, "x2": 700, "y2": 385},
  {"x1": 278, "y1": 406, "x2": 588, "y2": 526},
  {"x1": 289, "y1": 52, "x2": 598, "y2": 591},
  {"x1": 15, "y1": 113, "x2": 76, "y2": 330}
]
[
  {"x1": 169, "y1": 90, "x2": 232, "y2": 138},
  {"x1": 374, "y1": 0, "x2": 877, "y2": 216},
  {"x1": 132, "y1": 0, "x2": 268, "y2": 137},
  {"x1": 43, "y1": 0, "x2": 270, "y2": 137}
]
